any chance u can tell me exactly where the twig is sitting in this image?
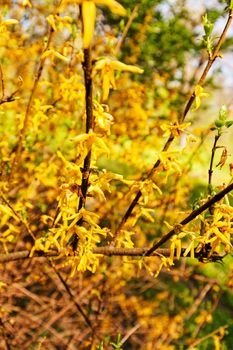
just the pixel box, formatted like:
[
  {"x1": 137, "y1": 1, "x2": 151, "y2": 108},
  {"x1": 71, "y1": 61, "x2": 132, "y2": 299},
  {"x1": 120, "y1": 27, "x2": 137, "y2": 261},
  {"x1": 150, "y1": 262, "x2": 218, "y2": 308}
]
[
  {"x1": 0, "y1": 64, "x2": 4, "y2": 100},
  {"x1": 0, "y1": 194, "x2": 36, "y2": 240},
  {"x1": 17, "y1": 308, "x2": 67, "y2": 348},
  {"x1": 145, "y1": 181, "x2": 233, "y2": 256},
  {"x1": 190, "y1": 289, "x2": 222, "y2": 342},
  {"x1": 114, "y1": 5, "x2": 139, "y2": 56},
  {"x1": 0, "y1": 244, "x2": 224, "y2": 263},
  {"x1": 0, "y1": 248, "x2": 166, "y2": 263},
  {"x1": 0, "y1": 318, "x2": 11, "y2": 350},
  {"x1": 78, "y1": 47, "x2": 93, "y2": 211},
  {"x1": 49, "y1": 261, "x2": 94, "y2": 332},
  {"x1": 70, "y1": 8, "x2": 94, "y2": 251},
  {"x1": 0, "y1": 88, "x2": 20, "y2": 106},
  {"x1": 185, "y1": 283, "x2": 212, "y2": 320},
  {"x1": 208, "y1": 134, "x2": 220, "y2": 195},
  {"x1": 121, "y1": 323, "x2": 141, "y2": 345},
  {"x1": 186, "y1": 325, "x2": 228, "y2": 350},
  {"x1": 114, "y1": 9, "x2": 233, "y2": 237}
]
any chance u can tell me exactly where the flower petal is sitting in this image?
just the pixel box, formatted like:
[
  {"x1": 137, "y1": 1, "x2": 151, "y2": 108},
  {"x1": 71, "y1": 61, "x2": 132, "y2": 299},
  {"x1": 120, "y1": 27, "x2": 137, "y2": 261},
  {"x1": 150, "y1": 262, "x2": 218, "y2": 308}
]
[
  {"x1": 111, "y1": 60, "x2": 144, "y2": 73},
  {"x1": 3, "y1": 19, "x2": 18, "y2": 25},
  {"x1": 95, "y1": 0, "x2": 126, "y2": 16},
  {"x1": 82, "y1": 1, "x2": 96, "y2": 48},
  {"x1": 102, "y1": 74, "x2": 111, "y2": 101}
]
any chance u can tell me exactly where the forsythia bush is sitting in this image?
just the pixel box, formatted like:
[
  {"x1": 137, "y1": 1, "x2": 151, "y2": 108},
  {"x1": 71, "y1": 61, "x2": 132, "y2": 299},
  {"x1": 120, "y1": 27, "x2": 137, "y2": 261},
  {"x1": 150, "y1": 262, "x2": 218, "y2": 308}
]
[{"x1": 0, "y1": 0, "x2": 233, "y2": 349}]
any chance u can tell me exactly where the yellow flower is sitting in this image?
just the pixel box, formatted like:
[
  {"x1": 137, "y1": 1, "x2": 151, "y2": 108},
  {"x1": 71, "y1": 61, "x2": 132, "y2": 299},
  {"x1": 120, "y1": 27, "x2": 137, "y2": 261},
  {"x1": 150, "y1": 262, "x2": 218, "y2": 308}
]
[
  {"x1": 154, "y1": 256, "x2": 174, "y2": 278},
  {"x1": 41, "y1": 49, "x2": 69, "y2": 62},
  {"x1": 65, "y1": 0, "x2": 126, "y2": 48},
  {"x1": 160, "y1": 122, "x2": 191, "y2": 137},
  {"x1": 93, "y1": 58, "x2": 144, "y2": 100},
  {"x1": 157, "y1": 151, "x2": 182, "y2": 176},
  {"x1": 93, "y1": 101, "x2": 114, "y2": 134},
  {"x1": 23, "y1": 0, "x2": 32, "y2": 7},
  {"x1": 170, "y1": 235, "x2": 182, "y2": 260},
  {"x1": 194, "y1": 85, "x2": 209, "y2": 110},
  {"x1": 0, "y1": 17, "x2": 18, "y2": 32},
  {"x1": 47, "y1": 14, "x2": 73, "y2": 32}
]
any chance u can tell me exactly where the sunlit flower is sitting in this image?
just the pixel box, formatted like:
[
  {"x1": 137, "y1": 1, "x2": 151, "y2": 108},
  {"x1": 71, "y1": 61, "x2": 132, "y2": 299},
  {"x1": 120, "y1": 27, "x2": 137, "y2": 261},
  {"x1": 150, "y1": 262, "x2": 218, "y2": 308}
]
[
  {"x1": 160, "y1": 122, "x2": 191, "y2": 137},
  {"x1": 64, "y1": 0, "x2": 126, "y2": 48},
  {"x1": 194, "y1": 85, "x2": 209, "y2": 110},
  {"x1": 0, "y1": 17, "x2": 18, "y2": 32},
  {"x1": 93, "y1": 58, "x2": 144, "y2": 100}
]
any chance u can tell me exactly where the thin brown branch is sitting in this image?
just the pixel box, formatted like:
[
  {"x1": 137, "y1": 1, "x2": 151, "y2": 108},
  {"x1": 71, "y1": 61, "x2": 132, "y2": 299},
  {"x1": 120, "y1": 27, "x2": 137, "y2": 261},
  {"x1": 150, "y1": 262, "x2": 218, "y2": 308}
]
[
  {"x1": 185, "y1": 284, "x2": 212, "y2": 320},
  {"x1": 115, "y1": 5, "x2": 139, "y2": 56},
  {"x1": 0, "y1": 248, "x2": 164, "y2": 263},
  {"x1": 78, "y1": 47, "x2": 93, "y2": 211},
  {"x1": 0, "y1": 64, "x2": 4, "y2": 100},
  {"x1": 189, "y1": 289, "x2": 223, "y2": 342},
  {"x1": 0, "y1": 194, "x2": 36, "y2": 240},
  {"x1": 114, "y1": 9, "x2": 233, "y2": 237},
  {"x1": 208, "y1": 134, "x2": 220, "y2": 195},
  {"x1": 49, "y1": 261, "x2": 94, "y2": 332},
  {"x1": 186, "y1": 325, "x2": 228, "y2": 350},
  {"x1": 145, "y1": 181, "x2": 233, "y2": 256},
  {"x1": 0, "y1": 244, "x2": 225, "y2": 263},
  {"x1": 121, "y1": 323, "x2": 141, "y2": 345},
  {"x1": 0, "y1": 318, "x2": 11, "y2": 350},
  {"x1": 70, "y1": 49, "x2": 93, "y2": 252},
  {"x1": 0, "y1": 88, "x2": 19, "y2": 106},
  {"x1": 70, "y1": 11, "x2": 94, "y2": 251}
]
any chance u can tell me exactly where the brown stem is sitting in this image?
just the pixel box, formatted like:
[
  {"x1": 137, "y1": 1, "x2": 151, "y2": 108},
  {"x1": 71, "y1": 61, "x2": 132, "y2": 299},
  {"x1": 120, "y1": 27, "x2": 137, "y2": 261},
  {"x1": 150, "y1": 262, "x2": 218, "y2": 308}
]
[
  {"x1": 0, "y1": 318, "x2": 11, "y2": 350},
  {"x1": 185, "y1": 284, "x2": 212, "y2": 320},
  {"x1": 186, "y1": 325, "x2": 228, "y2": 350},
  {"x1": 0, "y1": 64, "x2": 5, "y2": 100},
  {"x1": 114, "y1": 5, "x2": 139, "y2": 56},
  {"x1": 0, "y1": 92, "x2": 18, "y2": 105},
  {"x1": 0, "y1": 242, "x2": 225, "y2": 263},
  {"x1": 49, "y1": 261, "x2": 94, "y2": 332},
  {"x1": 208, "y1": 134, "x2": 220, "y2": 195},
  {"x1": 114, "y1": 9, "x2": 233, "y2": 236},
  {"x1": 0, "y1": 194, "x2": 36, "y2": 240},
  {"x1": 145, "y1": 181, "x2": 233, "y2": 256},
  {"x1": 0, "y1": 65, "x2": 20, "y2": 105},
  {"x1": 188, "y1": 288, "x2": 222, "y2": 343},
  {"x1": 78, "y1": 48, "x2": 93, "y2": 211},
  {"x1": 70, "y1": 48, "x2": 93, "y2": 252},
  {"x1": 0, "y1": 248, "x2": 167, "y2": 263}
]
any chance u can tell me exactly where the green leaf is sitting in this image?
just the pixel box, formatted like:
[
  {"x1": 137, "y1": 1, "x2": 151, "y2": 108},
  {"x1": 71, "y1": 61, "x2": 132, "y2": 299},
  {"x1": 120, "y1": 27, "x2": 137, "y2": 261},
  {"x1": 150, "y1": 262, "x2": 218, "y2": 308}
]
[
  {"x1": 202, "y1": 14, "x2": 214, "y2": 36},
  {"x1": 21, "y1": 209, "x2": 27, "y2": 221},
  {"x1": 225, "y1": 120, "x2": 233, "y2": 128},
  {"x1": 119, "y1": 18, "x2": 125, "y2": 31},
  {"x1": 215, "y1": 120, "x2": 225, "y2": 128}
]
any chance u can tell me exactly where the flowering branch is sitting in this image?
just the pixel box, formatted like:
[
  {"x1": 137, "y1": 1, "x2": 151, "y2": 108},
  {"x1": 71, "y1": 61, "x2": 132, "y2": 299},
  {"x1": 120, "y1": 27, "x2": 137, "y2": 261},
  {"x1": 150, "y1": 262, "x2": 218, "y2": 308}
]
[
  {"x1": 78, "y1": 47, "x2": 93, "y2": 211},
  {"x1": 145, "y1": 181, "x2": 233, "y2": 256}
]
